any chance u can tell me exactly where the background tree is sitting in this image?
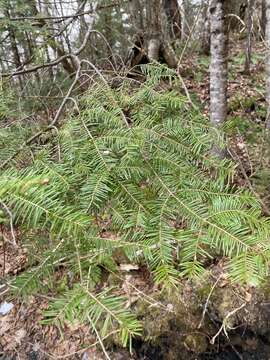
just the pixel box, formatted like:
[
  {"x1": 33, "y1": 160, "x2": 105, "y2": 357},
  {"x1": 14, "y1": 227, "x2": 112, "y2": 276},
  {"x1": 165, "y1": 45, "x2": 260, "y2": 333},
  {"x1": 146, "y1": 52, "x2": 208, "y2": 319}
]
[
  {"x1": 261, "y1": 0, "x2": 267, "y2": 37},
  {"x1": 127, "y1": 0, "x2": 178, "y2": 67},
  {"x1": 209, "y1": 0, "x2": 229, "y2": 127},
  {"x1": 244, "y1": 0, "x2": 255, "y2": 74},
  {"x1": 200, "y1": 0, "x2": 211, "y2": 55},
  {"x1": 266, "y1": 0, "x2": 270, "y2": 129}
]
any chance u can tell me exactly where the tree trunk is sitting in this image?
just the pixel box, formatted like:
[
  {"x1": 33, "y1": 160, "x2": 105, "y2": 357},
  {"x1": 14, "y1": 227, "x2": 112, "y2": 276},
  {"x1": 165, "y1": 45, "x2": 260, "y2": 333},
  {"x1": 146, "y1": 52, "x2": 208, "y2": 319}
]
[
  {"x1": 201, "y1": 0, "x2": 211, "y2": 55},
  {"x1": 146, "y1": 0, "x2": 162, "y2": 61},
  {"x1": 265, "y1": 0, "x2": 270, "y2": 129},
  {"x1": 261, "y1": 0, "x2": 267, "y2": 38},
  {"x1": 42, "y1": 0, "x2": 77, "y2": 76},
  {"x1": 209, "y1": 0, "x2": 229, "y2": 127},
  {"x1": 244, "y1": 0, "x2": 255, "y2": 74},
  {"x1": 164, "y1": 0, "x2": 181, "y2": 41},
  {"x1": 179, "y1": 0, "x2": 188, "y2": 39},
  {"x1": 127, "y1": 0, "x2": 178, "y2": 68},
  {"x1": 128, "y1": 0, "x2": 144, "y2": 32},
  {"x1": 3, "y1": 8, "x2": 23, "y2": 89}
]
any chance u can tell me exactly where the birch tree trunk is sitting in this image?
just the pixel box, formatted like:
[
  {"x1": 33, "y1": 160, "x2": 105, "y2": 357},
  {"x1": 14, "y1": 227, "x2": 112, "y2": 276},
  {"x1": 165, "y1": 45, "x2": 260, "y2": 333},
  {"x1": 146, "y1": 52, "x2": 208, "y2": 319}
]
[
  {"x1": 265, "y1": 0, "x2": 270, "y2": 129},
  {"x1": 209, "y1": 0, "x2": 229, "y2": 127}
]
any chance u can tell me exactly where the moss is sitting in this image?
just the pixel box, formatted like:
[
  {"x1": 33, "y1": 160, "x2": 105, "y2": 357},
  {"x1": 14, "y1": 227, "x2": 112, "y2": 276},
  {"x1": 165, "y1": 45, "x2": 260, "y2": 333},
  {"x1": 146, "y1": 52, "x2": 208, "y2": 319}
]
[
  {"x1": 225, "y1": 115, "x2": 263, "y2": 143},
  {"x1": 196, "y1": 284, "x2": 212, "y2": 301},
  {"x1": 184, "y1": 334, "x2": 208, "y2": 353},
  {"x1": 107, "y1": 273, "x2": 122, "y2": 287},
  {"x1": 228, "y1": 95, "x2": 258, "y2": 113}
]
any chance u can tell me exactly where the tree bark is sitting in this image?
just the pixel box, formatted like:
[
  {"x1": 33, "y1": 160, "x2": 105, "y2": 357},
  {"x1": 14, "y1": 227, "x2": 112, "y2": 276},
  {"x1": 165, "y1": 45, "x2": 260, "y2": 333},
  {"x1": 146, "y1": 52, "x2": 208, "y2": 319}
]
[
  {"x1": 265, "y1": 0, "x2": 270, "y2": 129},
  {"x1": 261, "y1": 0, "x2": 267, "y2": 38},
  {"x1": 128, "y1": 0, "x2": 144, "y2": 32},
  {"x1": 209, "y1": 0, "x2": 229, "y2": 127},
  {"x1": 244, "y1": 0, "x2": 255, "y2": 74},
  {"x1": 178, "y1": 0, "x2": 188, "y2": 39},
  {"x1": 146, "y1": 0, "x2": 162, "y2": 62},
  {"x1": 127, "y1": 0, "x2": 178, "y2": 68},
  {"x1": 201, "y1": 0, "x2": 211, "y2": 55},
  {"x1": 164, "y1": 0, "x2": 181, "y2": 40},
  {"x1": 3, "y1": 8, "x2": 23, "y2": 89}
]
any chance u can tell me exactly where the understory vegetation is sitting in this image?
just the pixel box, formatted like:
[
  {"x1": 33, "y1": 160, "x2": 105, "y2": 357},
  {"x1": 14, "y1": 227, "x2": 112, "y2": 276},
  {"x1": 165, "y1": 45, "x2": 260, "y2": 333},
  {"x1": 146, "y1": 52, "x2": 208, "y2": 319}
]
[{"x1": 1, "y1": 65, "x2": 270, "y2": 347}]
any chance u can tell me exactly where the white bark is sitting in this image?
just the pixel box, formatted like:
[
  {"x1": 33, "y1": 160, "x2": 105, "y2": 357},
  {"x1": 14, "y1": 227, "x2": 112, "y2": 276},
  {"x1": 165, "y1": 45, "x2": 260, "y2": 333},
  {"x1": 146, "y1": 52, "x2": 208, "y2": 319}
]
[
  {"x1": 148, "y1": 38, "x2": 160, "y2": 61},
  {"x1": 209, "y1": 0, "x2": 228, "y2": 126},
  {"x1": 178, "y1": 0, "x2": 188, "y2": 39}
]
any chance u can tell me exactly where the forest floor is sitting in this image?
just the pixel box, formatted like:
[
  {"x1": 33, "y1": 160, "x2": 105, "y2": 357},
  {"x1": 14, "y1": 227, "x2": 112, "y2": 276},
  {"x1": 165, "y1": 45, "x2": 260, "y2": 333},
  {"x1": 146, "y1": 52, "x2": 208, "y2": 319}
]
[{"x1": 1, "y1": 39, "x2": 270, "y2": 360}]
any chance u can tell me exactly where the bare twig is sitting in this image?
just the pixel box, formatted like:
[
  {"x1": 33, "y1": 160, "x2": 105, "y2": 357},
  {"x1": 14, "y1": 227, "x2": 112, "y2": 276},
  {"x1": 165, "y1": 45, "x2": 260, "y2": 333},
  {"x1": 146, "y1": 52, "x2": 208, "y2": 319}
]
[
  {"x1": 176, "y1": 70, "x2": 199, "y2": 111},
  {"x1": 81, "y1": 59, "x2": 130, "y2": 127},
  {"x1": 198, "y1": 275, "x2": 221, "y2": 329},
  {"x1": 51, "y1": 60, "x2": 81, "y2": 126},
  {"x1": 210, "y1": 303, "x2": 246, "y2": 344},
  {"x1": 0, "y1": 63, "x2": 82, "y2": 170},
  {"x1": 88, "y1": 316, "x2": 112, "y2": 360},
  {"x1": 1, "y1": 27, "x2": 98, "y2": 78},
  {"x1": 0, "y1": 200, "x2": 16, "y2": 246},
  {"x1": 0, "y1": 2, "x2": 124, "y2": 22}
]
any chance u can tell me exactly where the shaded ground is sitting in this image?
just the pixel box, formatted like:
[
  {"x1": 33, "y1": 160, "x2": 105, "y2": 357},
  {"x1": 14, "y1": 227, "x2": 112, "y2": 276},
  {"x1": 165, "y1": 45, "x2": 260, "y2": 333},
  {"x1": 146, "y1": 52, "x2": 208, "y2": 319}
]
[{"x1": 3, "y1": 238, "x2": 270, "y2": 360}]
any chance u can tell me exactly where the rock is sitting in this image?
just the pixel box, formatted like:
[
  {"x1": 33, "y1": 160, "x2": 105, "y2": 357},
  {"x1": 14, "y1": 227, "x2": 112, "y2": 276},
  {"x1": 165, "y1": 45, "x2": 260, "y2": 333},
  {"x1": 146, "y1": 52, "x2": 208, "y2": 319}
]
[{"x1": 0, "y1": 302, "x2": 14, "y2": 316}]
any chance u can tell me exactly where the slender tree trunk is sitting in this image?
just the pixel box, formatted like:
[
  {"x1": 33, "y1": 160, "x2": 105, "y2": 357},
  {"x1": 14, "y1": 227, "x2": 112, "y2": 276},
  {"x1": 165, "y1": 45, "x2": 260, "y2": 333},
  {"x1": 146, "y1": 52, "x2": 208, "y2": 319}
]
[
  {"x1": 261, "y1": 0, "x2": 267, "y2": 38},
  {"x1": 265, "y1": 0, "x2": 270, "y2": 129},
  {"x1": 45, "y1": 46, "x2": 54, "y2": 81},
  {"x1": 42, "y1": 0, "x2": 77, "y2": 76},
  {"x1": 3, "y1": 8, "x2": 23, "y2": 89},
  {"x1": 164, "y1": 0, "x2": 181, "y2": 41},
  {"x1": 209, "y1": 0, "x2": 229, "y2": 127},
  {"x1": 201, "y1": 0, "x2": 211, "y2": 55},
  {"x1": 147, "y1": 0, "x2": 178, "y2": 66},
  {"x1": 244, "y1": 0, "x2": 255, "y2": 74},
  {"x1": 147, "y1": 0, "x2": 162, "y2": 61},
  {"x1": 178, "y1": 0, "x2": 188, "y2": 39}
]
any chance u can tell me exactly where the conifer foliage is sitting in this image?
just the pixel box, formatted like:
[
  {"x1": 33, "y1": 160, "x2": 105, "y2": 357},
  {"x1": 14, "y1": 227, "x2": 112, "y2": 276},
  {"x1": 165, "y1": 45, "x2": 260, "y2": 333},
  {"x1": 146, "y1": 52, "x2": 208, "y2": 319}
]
[{"x1": 1, "y1": 65, "x2": 270, "y2": 345}]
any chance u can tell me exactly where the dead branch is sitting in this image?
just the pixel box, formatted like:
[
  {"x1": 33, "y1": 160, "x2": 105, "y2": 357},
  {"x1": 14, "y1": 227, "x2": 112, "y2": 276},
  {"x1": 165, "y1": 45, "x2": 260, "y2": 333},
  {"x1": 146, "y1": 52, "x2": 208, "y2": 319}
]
[
  {"x1": 0, "y1": 2, "x2": 124, "y2": 22},
  {"x1": 0, "y1": 62, "x2": 82, "y2": 170},
  {"x1": 1, "y1": 27, "x2": 100, "y2": 78}
]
